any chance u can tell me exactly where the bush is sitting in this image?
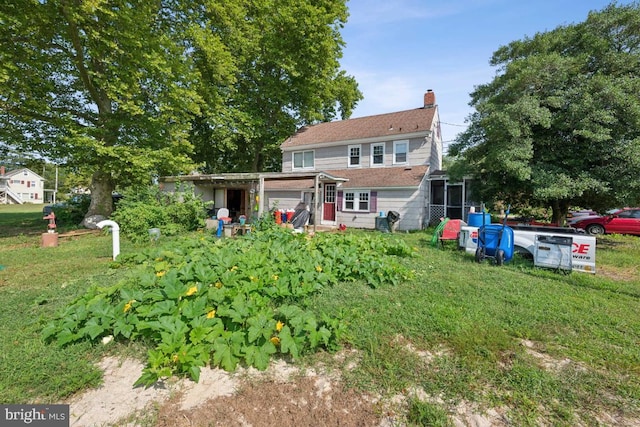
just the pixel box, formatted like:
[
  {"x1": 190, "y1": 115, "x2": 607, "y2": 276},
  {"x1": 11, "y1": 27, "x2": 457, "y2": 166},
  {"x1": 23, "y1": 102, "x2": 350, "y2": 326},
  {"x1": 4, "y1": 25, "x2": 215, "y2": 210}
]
[
  {"x1": 51, "y1": 194, "x2": 91, "y2": 227},
  {"x1": 111, "y1": 185, "x2": 206, "y2": 243}
]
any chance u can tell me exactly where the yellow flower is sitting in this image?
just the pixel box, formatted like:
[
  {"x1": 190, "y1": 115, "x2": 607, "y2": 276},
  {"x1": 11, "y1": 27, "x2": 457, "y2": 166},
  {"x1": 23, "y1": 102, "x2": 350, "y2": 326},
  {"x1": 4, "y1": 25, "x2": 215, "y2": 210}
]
[
  {"x1": 215, "y1": 281, "x2": 223, "y2": 288},
  {"x1": 172, "y1": 354, "x2": 179, "y2": 363},
  {"x1": 270, "y1": 336, "x2": 280, "y2": 345},
  {"x1": 123, "y1": 299, "x2": 135, "y2": 313},
  {"x1": 186, "y1": 285, "x2": 198, "y2": 296},
  {"x1": 272, "y1": 274, "x2": 279, "y2": 281},
  {"x1": 315, "y1": 265, "x2": 323, "y2": 273},
  {"x1": 230, "y1": 265, "x2": 238, "y2": 272},
  {"x1": 156, "y1": 271, "x2": 166, "y2": 277},
  {"x1": 276, "y1": 321, "x2": 284, "y2": 332},
  {"x1": 206, "y1": 310, "x2": 216, "y2": 319}
]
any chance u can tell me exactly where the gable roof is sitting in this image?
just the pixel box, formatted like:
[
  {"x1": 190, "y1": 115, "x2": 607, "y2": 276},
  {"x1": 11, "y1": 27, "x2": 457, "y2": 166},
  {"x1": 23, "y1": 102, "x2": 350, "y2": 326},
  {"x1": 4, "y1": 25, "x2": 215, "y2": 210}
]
[
  {"x1": 4, "y1": 167, "x2": 45, "y2": 180},
  {"x1": 282, "y1": 106, "x2": 436, "y2": 149}
]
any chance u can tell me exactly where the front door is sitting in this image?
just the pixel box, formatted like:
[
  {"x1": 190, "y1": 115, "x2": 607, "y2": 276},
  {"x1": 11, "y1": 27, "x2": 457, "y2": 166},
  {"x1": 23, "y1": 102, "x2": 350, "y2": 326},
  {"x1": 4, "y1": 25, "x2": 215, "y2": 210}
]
[{"x1": 323, "y1": 184, "x2": 336, "y2": 222}]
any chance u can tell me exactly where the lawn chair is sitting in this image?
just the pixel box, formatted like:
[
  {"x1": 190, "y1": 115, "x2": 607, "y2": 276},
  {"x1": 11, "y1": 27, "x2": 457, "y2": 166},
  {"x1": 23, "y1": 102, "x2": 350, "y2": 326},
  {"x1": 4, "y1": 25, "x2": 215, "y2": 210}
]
[{"x1": 438, "y1": 218, "x2": 463, "y2": 249}]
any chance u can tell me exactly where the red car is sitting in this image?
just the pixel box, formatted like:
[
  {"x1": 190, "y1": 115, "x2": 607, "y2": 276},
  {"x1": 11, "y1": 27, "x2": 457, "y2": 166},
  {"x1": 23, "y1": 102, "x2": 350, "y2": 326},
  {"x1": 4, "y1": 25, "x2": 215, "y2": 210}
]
[{"x1": 572, "y1": 208, "x2": 640, "y2": 236}]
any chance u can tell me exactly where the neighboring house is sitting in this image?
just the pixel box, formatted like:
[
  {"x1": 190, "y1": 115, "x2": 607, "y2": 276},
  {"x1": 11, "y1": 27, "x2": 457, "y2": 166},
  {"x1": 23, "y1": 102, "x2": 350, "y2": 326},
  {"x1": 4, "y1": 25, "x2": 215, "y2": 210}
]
[
  {"x1": 161, "y1": 90, "x2": 476, "y2": 230},
  {"x1": 0, "y1": 166, "x2": 45, "y2": 205}
]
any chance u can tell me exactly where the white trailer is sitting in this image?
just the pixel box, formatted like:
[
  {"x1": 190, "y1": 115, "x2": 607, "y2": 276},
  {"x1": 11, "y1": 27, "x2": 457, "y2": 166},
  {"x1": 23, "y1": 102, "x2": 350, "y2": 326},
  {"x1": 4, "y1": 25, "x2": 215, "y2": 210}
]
[{"x1": 459, "y1": 225, "x2": 596, "y2": 273}]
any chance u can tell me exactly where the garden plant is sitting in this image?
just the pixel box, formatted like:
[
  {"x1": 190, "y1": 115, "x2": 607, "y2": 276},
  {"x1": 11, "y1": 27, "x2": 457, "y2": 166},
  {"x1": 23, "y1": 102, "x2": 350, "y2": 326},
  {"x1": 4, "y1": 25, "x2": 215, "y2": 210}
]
[{"x1": 43, "y1": 225, "x2": 414, "y2": 386}]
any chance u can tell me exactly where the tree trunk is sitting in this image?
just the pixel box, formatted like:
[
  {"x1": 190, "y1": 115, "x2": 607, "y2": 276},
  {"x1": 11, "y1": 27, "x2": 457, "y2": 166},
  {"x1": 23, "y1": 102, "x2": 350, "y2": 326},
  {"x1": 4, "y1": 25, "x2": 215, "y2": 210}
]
[
  {"x1": 551, "y1": 200, "x2": 570, "y2": 226},
  {"x1": 86, "y1": 169, "x2": 115, "y2": 218}
]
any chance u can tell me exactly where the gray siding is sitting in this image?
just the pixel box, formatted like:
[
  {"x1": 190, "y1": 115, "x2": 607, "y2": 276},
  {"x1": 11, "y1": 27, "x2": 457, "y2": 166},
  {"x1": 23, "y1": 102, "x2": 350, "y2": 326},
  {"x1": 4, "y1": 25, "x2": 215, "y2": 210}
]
[
  {"x1": 282, "y1": 136, "x2": 433, "y2": 172},
  {"x1": 264, "y1": 191, "x2": 303, "y2": 212},
  {"x1": 336, "y1": 187, "x2": 426, "y2": 231}
]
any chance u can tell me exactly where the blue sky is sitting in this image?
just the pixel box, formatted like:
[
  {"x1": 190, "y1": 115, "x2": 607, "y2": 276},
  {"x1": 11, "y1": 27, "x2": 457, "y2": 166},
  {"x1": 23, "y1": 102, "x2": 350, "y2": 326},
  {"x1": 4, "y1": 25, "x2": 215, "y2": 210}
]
[{"x1": 340, "y1": 0, "x2": 633, "y2": 151}]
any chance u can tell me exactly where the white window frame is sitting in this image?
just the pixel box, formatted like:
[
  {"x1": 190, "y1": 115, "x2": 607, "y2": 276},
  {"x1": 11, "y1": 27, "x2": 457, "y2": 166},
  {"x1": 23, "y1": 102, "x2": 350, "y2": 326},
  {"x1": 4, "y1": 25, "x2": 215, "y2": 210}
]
[
  {"x1": 347, "y1": 144, "x2": 361, "y2": 167},
  {"x1": 393, "y1": 140, "x2": 408, "y2": 164},
  {"x1": 343, "y1": 190, "x2": 370, "y2": 212},
  {"x1": 371, "y1": 142, "x2": 385, "y2": 166},
  {"x1": 292, "y1": 150, "x2": 315, "y2": 170}
]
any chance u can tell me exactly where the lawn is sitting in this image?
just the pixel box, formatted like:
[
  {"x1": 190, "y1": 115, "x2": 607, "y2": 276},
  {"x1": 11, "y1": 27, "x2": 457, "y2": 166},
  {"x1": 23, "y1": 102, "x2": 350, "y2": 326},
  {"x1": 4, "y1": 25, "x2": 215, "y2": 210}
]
[{"x1": 1, "y1": 204, "x2": 639, "y2": 426}]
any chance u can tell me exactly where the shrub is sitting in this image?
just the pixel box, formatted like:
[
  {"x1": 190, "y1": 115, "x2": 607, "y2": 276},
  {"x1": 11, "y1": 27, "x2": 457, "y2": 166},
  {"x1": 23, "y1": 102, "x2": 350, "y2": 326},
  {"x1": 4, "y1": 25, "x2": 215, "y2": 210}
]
[
  {"x1": 111, "y1": 185, "x2": 206, "y2": 243},
  {"x1": 51, "y1": 194, "x2": 91, "y2": 226}
]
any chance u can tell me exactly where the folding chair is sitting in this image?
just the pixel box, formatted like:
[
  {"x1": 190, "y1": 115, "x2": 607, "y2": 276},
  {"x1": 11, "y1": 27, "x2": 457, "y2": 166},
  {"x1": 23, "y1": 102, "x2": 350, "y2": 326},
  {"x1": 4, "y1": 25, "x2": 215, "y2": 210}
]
[{"x1": 438, "y1": 219, "x2": 463, "y2": 248}]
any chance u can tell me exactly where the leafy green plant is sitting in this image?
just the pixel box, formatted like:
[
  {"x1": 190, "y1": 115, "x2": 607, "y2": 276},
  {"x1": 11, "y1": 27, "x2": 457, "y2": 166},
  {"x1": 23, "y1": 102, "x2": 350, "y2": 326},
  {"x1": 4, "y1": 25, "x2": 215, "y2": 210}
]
[
  {"x1": 51, "y1": 194, "x2": 91, "y2": 226},
  {"x1": 43, "y1": 225, "x2": 412, "y2": 386},
  {"x1": 111, "y1": 184, "x2": 206, "y2": 243}
]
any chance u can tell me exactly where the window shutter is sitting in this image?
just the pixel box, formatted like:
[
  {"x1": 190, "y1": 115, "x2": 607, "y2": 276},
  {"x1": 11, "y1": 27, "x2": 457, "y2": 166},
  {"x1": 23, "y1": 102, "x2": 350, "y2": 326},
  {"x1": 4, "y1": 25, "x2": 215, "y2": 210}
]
[
  {"x1": 370, "y1": 191, "x2": 377, "y2": 213},
  {"x1": 337, "y1": 191, "x2": 343, "y2": 211}
]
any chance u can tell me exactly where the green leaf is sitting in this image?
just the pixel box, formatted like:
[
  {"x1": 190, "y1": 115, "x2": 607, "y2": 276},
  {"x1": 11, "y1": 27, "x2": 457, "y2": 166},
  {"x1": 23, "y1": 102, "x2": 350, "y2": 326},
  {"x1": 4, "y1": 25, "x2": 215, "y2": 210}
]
[
  {"x1": 189, "y1": 365, "x2": 201, "y2": 383},
  {"x1": 278, "y1": 326, "x2": 299, "y2": 359},
  {"x1": 79, "y1": 318, "x2": 106, "y2": 340},
  {"x1": 134, "y1": 370, "x2": 160, "y2": 388},
  {"x1": 213, "y1": 336, "x2": 239, "y2": 372},
  {"x1": 245, "y1": 341, "x2": 276, "y2": 370},
  {"x1": 247, "y1": 313, "x2": 273, "y2": 343},
  {"x1": 56, "y1": 329, "x2": 78, "y2": 347}
]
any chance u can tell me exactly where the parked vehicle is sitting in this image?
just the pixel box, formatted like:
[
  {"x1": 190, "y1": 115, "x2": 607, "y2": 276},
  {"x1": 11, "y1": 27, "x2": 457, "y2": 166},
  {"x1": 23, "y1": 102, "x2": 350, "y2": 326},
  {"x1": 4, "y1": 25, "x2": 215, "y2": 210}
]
[{"x1": 571, "y1": 208, "x2": 640, "y2": 236}]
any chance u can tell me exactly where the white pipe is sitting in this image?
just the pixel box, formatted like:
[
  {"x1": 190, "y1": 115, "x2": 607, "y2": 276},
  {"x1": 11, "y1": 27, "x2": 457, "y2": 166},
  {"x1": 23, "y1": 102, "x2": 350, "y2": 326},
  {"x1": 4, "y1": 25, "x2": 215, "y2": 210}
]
[{"x1": 97, "y1": 220, "x2": 120, "y2": 260}]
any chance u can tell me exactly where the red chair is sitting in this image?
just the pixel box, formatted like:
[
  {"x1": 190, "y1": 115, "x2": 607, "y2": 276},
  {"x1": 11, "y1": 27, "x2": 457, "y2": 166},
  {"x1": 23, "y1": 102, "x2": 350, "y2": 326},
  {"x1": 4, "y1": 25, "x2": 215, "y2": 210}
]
[{"x1": 439, "y1": 219, "x2": 463, "y2": 248}]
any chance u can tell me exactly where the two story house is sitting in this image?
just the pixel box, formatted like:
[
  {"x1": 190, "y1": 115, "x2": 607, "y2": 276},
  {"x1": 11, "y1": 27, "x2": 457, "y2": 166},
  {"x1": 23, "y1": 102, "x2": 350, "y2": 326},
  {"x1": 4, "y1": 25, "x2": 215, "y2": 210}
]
[
  {"x1": 0, "y1": 166, "x2": 45, "y2": 205},
  {"x1": 161, "y1": 90, "x2": 447, "y2": 231},
  {"x1": 265, "y1": 90, "x2": 442, "y2": 230}
]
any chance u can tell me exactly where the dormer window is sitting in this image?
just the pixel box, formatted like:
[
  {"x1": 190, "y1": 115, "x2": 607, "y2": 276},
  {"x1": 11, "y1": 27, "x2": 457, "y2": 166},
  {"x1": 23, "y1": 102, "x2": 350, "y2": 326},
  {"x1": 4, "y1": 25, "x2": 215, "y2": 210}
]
[
  {"x1": 348, "y1": 144, "x2": 361, "y2": 167},
  {"x1": 293, "y1": 150, "x2": 314, "y2": 169},
  {"x1": 393, "y1": 140, "x2": 408, "y2": 164}
]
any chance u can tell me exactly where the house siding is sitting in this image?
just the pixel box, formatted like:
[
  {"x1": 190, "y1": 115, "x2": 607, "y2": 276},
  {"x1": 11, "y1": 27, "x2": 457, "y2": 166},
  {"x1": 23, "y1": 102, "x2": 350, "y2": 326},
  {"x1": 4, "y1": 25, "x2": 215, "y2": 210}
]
[
  {"x1": 336, "y1": 187, "x2": 425, "y2": 231},
  {"x1": 1, "y1": 168, "x2": 45, "y2": 204},
  {"x1": 283, "y1": 136, "x2": 433, "y2": 173}
]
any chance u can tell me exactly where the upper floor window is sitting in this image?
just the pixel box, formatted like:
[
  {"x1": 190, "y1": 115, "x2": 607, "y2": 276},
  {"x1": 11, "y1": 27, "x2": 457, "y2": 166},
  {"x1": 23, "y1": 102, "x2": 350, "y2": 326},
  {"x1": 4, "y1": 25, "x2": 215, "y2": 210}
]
[
  {"x1": 371, "y1": 143, "x2": 385, "y2": 166},
  {"x1": 348, "y1": 144, "x2": 361, "y2": 167},
  {"x1": 393, "y1": 140, "x2": 408, "y2": 164},
  {"x1": 293, "y1": 150, "x2": 314, "y2": 169}
]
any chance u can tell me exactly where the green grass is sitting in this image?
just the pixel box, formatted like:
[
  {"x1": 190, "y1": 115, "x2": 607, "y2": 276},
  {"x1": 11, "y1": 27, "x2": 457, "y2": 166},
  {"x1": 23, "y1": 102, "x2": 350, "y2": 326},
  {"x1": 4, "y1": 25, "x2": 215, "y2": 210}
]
[{"x1": 0, "y1": 208, "x2": 639, "y2": 425}]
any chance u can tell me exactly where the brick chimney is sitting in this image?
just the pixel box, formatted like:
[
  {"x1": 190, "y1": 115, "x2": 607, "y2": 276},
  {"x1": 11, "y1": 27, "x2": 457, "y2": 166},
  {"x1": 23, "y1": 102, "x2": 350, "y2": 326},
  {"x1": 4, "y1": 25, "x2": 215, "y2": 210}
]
[{"x1": 424, "y1": 89, "x2": 435, "y2": 108}]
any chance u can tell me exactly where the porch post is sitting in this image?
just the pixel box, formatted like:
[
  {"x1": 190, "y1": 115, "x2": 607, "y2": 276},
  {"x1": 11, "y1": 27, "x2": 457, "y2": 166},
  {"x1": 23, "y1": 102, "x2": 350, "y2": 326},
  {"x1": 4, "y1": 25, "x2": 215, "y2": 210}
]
[
  {"x1": 258, "y1": 176, "x2": 265, "y2": 217},
  {"x1": 313, "y1": 174, "x2": 319, "y2": 233}
]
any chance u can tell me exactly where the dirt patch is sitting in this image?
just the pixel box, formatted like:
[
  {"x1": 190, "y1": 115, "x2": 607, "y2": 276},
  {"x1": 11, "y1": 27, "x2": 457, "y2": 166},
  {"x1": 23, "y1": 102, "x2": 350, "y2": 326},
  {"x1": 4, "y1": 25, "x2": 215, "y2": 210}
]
[
  {"x1": 67, "y1": 354, "x2": 390, "y2": 427},
  {"x1": 595, "y1": 265, "x2": 638, "y2": 282},
  {"x1": 156, "y1": 374, "x2": 383, "y2": 427}
]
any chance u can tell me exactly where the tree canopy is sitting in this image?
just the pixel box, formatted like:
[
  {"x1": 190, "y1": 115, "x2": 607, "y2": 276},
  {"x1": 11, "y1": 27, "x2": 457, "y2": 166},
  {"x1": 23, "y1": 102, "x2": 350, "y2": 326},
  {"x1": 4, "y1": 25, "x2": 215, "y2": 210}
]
[
  {"x1": 0, "y1": 0, "x2": 360, "y2": 220},
  {"x1": 449, "y1": 1, "x2": 640, "y2": 222},
  {"x1": 189, "y1": 0, "x2": 362, "y2": 173}
]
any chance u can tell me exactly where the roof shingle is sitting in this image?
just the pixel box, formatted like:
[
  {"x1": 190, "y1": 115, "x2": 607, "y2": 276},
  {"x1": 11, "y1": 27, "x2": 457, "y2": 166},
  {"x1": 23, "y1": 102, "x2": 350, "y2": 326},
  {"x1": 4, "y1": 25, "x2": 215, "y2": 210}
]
[{"x1": 282, "y1": 107, "x2": 436, "y2": 148}]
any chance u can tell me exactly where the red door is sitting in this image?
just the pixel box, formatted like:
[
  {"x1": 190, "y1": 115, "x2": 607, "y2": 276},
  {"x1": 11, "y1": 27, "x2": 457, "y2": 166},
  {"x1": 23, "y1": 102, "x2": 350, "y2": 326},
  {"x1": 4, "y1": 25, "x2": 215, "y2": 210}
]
[{"x1": 323, "y1": 184, "x2": 336, "y2": 222}]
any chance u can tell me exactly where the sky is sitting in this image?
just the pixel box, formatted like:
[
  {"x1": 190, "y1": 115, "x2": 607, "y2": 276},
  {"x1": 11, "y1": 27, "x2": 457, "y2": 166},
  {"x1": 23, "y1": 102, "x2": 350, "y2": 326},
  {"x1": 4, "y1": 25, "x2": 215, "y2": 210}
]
[{"x1": 339, "y1": 0, "x2": 634, "y2": 151}]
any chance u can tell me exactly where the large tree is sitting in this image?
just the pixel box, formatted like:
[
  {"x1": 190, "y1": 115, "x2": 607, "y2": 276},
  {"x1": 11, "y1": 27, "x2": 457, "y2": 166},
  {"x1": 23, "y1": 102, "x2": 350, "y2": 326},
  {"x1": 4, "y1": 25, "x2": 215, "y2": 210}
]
[
  {"x1": 0, "y1": 0, "x2": 233, "y2": 221},
  {"x1": 449, "y1": 2, "x2": 640, "y2": 223},
  {"x1": 190, "y1": 0, "x2": 362, "y2": 173}
]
